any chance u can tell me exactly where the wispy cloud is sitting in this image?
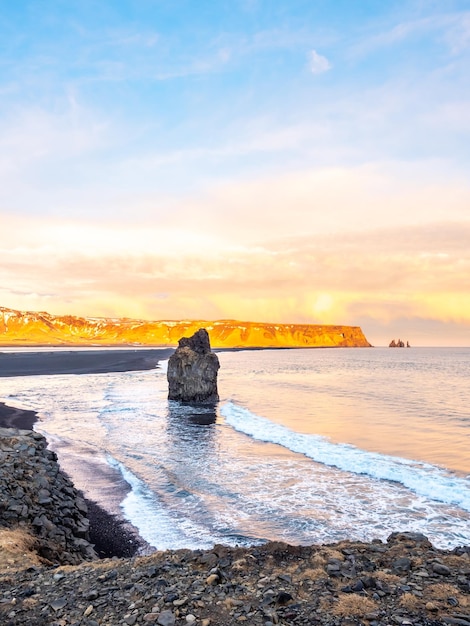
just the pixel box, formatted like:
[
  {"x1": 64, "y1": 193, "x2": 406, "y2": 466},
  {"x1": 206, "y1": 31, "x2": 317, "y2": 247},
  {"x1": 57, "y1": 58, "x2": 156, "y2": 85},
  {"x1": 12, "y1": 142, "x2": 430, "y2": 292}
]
[
  {"x1": 309, "y1": 49, "x2": 332, "y2": 74},
  {"x1": 351, "y1": 11, "x2": 470, "y2": 58},
  {"x1": 442, "y1": 11, "x2": 470, "y2": 54},
  {"x1": 0, "y1": 99, "x2": 109, "y2": 167},
  {"x1": 154, "y1": 47, "x2": 232, "y2": 80}
]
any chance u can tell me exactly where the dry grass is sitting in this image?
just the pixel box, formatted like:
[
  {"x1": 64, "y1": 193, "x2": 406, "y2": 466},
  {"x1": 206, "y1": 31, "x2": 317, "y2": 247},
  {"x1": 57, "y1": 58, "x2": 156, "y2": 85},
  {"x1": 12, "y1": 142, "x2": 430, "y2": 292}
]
[
  {"x1": 0, "y1": 528, "x2": 40, "y2": 571},
  {"x1": 395, "y1": 582, "x2": 470, "y2": 616},
  {"x1": 318, "y1": 596, "x2": 334, "y2": 613},
  {"x1": 427, "y1": 583, "x2": 461, "y2": 598},
  {"x1": 310, "y1": 554, "x2": 327, "y2": 568},
  {"x1": 323, "y1": 548, "x2": 345, "y2": 561},
  {"x1": 300, "y1": 567, "x2": 327, "y2": 581},
  {"x1": 440, "y1": 554, "x2": 469, "y2": 567},
  {"x1": 270, "y1": 561, "x2": 302, "y2": 579},
  {"x1": 310, "y1": 547, "x2": 344, "y2": 569},
  {"x1": 425, "y1": 583, "x2": 468, "y2": 609},
  {"x1": 399, "y1": 593, "x2": 421, "y2": 611},
  {"x1": 333, "y1": 594, "x2": 377, "y2": 617},
  {"x1": 374, "y1": 570, "x2": 401, "y2": 585}
]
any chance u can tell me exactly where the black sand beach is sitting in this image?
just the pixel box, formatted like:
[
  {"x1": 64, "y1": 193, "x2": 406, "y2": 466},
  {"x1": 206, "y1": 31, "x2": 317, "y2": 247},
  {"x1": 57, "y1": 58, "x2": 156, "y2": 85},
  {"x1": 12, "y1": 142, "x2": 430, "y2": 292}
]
[
  {"x1": 0, "y1": 348, "x2": 174, "y2": 558},
  {"x1": 0, "y1": 401, "x2": 38, "y2": 430},
  {"x1": 0, "y1": 347, "x2": 174, "y2": 377}
]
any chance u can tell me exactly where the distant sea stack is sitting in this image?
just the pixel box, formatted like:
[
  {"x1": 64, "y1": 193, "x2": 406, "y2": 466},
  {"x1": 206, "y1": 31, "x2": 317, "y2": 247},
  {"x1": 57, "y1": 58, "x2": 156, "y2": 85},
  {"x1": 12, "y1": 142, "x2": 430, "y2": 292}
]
[
  {"x1": 0, "y1": 306, "x2": 372, "y2": 348},
  {"x1": 389, "y1": 339, "x2": 410, "y2": 348},
  {"x1": 167, "y1": 329, "x2": 220, "y2": 404}
]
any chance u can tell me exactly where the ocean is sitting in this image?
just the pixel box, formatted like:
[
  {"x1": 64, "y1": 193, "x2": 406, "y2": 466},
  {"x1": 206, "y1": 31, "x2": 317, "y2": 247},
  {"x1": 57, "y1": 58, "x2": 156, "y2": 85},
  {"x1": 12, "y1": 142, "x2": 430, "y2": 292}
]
[{"x1": 0, "y1": 347, "x2": 469, "y2": 551}]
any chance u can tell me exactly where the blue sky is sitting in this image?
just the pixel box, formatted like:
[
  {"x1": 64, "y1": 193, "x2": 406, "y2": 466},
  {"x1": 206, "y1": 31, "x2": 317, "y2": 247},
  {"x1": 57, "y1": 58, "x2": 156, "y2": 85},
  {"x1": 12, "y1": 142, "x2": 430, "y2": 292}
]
[{"x1": 1, "y1": 1, "x2": 469, "y2": 345}]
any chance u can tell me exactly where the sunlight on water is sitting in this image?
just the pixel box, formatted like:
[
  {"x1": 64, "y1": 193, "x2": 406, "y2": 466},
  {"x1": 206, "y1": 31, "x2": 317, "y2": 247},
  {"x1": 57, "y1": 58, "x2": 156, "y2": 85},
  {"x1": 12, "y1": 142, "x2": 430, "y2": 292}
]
[
  {"x1": 218, "y1": 347, "x2": 470, "y2": 474},
  {"x1": 0, "y1": 348, "x2": 469, "y2": 550}
]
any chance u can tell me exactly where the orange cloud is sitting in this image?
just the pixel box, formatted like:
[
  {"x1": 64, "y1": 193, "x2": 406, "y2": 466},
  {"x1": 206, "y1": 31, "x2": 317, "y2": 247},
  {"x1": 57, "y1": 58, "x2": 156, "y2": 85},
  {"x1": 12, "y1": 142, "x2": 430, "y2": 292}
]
[{"x1": 1, "y1": 161, "x2": 470, "y2": 345}]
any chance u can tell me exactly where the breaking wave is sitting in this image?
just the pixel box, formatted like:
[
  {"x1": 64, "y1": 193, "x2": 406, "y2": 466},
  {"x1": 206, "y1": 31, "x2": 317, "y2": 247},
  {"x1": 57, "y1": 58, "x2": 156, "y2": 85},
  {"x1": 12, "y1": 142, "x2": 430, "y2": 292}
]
[{"x1": 221, "y1": 401, "x2": 470, "y2": 513}]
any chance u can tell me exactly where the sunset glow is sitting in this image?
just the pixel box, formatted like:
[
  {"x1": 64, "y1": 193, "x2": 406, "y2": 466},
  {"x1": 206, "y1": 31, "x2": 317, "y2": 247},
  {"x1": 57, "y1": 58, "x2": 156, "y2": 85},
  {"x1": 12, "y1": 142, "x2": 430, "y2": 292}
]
[{"x1": 1, "y1": 1, "x2": 469, "y2": 346}]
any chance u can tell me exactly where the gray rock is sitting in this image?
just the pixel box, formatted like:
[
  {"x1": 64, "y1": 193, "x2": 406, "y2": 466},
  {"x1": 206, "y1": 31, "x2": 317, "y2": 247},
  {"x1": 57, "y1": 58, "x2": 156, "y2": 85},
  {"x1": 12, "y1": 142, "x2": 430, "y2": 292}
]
[
  {"x1": 157, "y1": 609, "x2": 176, "y2": 626},
  {"x1": 167, "y1": 329, "x2": 220, "y2": 403},
  {"x1": 387, "y1": 531, "x2": 431, "y2": 546},
  {"x1": 392, "y1": 557, "x2": 411, "y2": 572},
  {"x1": 433, "y1": 562, "x2": 451, "y2": 575},
  {"x1": 50, "y1": 597, "x2": 68, "y2": 611}
]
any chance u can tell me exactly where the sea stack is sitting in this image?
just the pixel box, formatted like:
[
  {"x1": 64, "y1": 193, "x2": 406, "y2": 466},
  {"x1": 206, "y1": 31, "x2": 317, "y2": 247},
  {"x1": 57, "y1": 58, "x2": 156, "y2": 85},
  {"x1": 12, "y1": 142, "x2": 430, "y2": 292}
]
[{"x1": 167, "y1": 328, "x2": 220, "y2": 403}]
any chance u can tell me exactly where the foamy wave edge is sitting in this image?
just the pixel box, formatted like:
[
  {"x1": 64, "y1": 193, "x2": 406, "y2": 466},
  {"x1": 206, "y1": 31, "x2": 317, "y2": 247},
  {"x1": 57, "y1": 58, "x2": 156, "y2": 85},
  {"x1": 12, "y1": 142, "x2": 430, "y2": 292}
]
[
  {"x1": 106, "y1": 455, "x2": 216, "y2": 551},
  {"x1": 221, "y1": 401, "x2": 470, "y2": 513}
]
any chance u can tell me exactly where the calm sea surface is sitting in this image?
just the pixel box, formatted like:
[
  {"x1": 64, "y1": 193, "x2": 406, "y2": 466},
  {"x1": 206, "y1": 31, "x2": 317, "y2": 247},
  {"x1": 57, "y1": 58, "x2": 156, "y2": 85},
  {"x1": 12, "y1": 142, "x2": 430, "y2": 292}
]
[{"x1": 0, "y1": 347, "x2": 469, "y2": 550}]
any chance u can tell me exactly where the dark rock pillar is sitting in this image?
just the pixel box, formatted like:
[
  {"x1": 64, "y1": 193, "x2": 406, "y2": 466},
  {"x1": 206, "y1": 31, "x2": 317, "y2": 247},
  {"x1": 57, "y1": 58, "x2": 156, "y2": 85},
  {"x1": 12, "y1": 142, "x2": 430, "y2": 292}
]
[{"x1": 167, "y1": 328, "x2": 220, "y2": 403}]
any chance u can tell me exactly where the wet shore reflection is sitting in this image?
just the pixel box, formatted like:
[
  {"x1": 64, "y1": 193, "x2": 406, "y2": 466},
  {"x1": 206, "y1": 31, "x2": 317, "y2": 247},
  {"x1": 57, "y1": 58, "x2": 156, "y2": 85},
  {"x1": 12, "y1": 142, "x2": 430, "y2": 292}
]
[{"x1": 165, "y1": 401, "x2": 219, "y2": 458}]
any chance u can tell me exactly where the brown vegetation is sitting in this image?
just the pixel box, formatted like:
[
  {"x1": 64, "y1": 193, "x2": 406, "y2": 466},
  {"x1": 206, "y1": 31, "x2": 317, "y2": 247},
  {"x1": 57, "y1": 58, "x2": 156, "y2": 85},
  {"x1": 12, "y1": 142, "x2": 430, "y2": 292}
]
[{"x1": 333, "y1": 593, "x2": 378, "y2": 617}]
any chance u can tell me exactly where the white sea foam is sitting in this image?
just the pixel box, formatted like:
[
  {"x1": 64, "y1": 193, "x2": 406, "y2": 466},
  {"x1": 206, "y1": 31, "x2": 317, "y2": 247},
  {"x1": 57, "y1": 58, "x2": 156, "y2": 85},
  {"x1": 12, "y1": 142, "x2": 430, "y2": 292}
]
[
  {"x1": 1, "y1": 349, "x2": 469, "y2": 551},
  {"x1": 221, "y1": 400, "x2": 470, "y2": 513},
  {"x1": 158, "y1": 359, "x2": 169, "y2": 374},
  {"x1": 106, "y1": 456, "x2": 217, "y2": 551}
]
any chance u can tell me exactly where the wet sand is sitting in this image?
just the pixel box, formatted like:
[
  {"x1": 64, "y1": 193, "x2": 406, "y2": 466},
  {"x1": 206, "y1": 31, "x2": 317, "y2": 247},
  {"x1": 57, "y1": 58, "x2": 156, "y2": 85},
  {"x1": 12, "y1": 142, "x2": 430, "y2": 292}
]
[{"x1": 0, "y1": 401, "x2": 38, "y2": 430}]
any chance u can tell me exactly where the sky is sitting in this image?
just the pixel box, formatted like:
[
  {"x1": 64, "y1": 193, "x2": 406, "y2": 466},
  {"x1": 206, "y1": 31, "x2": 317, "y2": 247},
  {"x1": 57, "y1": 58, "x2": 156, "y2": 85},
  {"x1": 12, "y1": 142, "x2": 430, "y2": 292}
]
[{"x1": 1, "y1": 0, "x2": 469, "y2": 346}]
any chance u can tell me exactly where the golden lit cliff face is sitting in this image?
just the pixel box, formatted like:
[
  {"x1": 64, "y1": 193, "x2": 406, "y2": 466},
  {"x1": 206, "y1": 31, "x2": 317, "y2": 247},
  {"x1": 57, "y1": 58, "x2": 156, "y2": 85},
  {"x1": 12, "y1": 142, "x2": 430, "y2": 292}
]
[{"x1": 0, "y1": 307, "x2": 372, "y2": 348}]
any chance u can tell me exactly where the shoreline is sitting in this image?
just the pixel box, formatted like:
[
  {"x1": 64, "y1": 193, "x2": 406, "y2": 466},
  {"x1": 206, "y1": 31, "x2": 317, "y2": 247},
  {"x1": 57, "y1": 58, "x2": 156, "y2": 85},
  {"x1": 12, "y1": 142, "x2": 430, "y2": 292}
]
[
  {"x1": 1, "y1": 350, "x2": 470, "y2": 624},
  {"x1": 0, "y1": 348, "x2": 175, "y2": 559},
  {"x1": 0, "y1": 401, "x2": 148, "y2": 560},
  {"x1": 0, "y1": 401, "x2": 38, "y2": 430},
  {"x1": 0, "y1": 347, "x2": 174, "y2": 377}
]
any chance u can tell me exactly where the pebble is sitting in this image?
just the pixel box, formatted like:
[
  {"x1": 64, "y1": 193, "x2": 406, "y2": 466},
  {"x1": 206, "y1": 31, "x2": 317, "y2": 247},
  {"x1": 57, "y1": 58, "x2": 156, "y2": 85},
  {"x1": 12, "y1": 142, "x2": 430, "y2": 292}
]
[
  {"x1": 206, "y1": 574, "x2": 219, "y2": 585},
  {"x1": 143, "y1": 614, "x2": 157, "y2": 622},
  {"x1": 157, "y1": 609, "x2": 176, "y2": 626},
  {"x1": 50, "y1": 597, "x2": 67, "y2": 611}
]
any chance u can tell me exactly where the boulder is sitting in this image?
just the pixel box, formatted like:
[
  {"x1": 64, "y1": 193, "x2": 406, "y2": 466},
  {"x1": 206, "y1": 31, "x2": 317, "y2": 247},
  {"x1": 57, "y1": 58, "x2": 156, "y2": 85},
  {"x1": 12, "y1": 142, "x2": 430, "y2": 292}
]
[{"x1": 167, "y1": 329, "x2": 220, "y2": 403}]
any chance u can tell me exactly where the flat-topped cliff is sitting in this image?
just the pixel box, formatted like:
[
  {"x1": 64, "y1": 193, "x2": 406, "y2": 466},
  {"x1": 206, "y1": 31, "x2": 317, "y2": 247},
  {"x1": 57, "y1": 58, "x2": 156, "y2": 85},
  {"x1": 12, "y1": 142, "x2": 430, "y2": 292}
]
[{"x1": 0, "y1": 306, "x2": 371, "y2": 348}]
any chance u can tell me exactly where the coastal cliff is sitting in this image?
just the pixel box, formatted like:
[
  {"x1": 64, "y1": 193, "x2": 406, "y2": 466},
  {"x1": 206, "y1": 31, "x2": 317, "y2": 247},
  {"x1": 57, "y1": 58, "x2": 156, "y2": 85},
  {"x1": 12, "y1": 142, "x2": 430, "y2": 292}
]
[{"x1": 0, "y1": 306, "x2": 371, "y2": 348}]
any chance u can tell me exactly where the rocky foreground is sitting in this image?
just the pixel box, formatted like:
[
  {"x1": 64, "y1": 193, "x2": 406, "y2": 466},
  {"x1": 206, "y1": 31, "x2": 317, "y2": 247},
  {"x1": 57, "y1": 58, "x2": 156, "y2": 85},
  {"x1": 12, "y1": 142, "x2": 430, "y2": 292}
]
[
  {"x1": 0, "y1": 428, "x2": 97, "y2": 566},
  {"x1": 1, "y1": 429, "x2": 469, "y2": 626},
  {"x1": 1, "y1": 531, "x2": 469, "y2": 626}
]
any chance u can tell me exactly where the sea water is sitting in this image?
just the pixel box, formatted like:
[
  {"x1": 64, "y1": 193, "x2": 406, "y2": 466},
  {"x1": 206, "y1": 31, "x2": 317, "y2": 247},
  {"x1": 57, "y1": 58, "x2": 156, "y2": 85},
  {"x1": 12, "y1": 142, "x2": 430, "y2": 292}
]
[{"x1": 0, "y1": 347, "x2": 469, "y2": 551}]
